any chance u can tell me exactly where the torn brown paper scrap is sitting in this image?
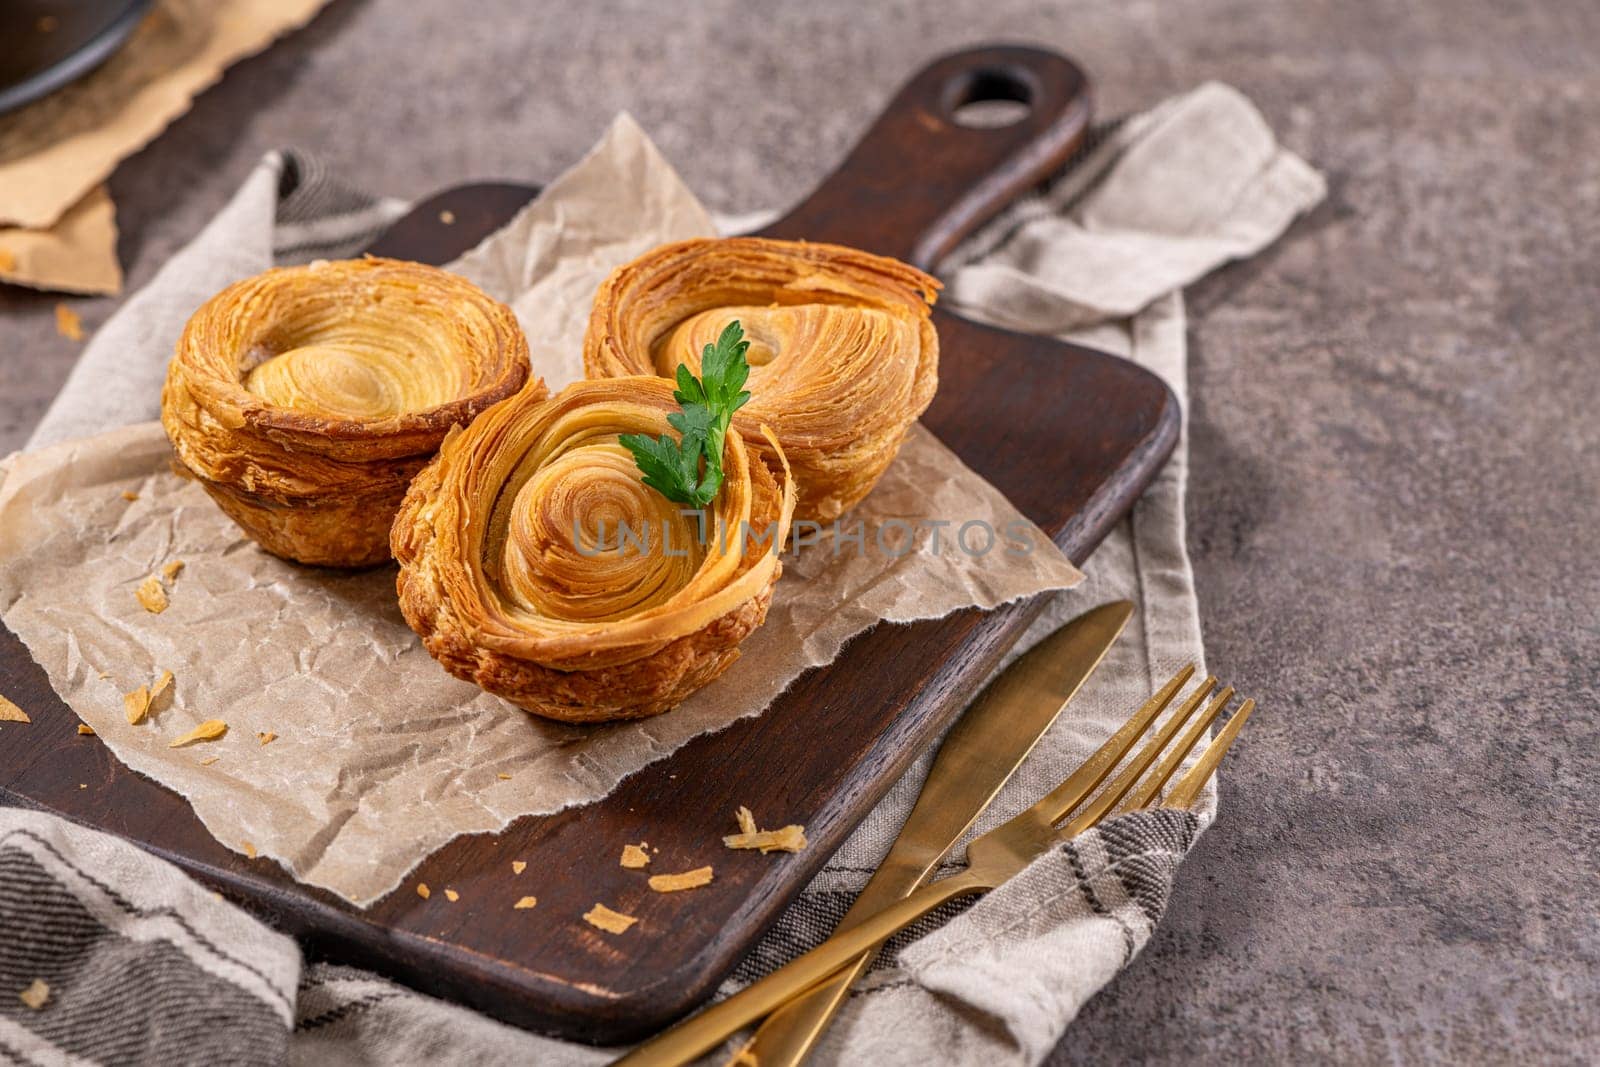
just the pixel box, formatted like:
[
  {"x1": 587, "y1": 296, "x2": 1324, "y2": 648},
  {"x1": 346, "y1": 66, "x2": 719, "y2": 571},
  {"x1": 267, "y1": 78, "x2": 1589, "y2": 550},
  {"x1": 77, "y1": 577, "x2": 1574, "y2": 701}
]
[{"x1": 0, "y1": 0, "x2": 330, "y2": 229}]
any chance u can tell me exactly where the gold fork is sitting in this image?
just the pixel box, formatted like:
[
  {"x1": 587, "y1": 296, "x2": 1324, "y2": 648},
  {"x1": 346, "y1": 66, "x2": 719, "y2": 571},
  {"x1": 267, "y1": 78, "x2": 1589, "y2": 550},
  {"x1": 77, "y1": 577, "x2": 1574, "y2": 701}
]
[{"x1": 614, "y1": 667, "x2": 1256, "y2": 1066}]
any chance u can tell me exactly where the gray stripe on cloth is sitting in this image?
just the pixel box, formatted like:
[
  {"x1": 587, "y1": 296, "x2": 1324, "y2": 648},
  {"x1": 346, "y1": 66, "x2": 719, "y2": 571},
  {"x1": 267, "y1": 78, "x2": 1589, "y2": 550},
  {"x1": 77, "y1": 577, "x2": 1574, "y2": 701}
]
[
  {"x1": 728, "y1": 890, "x2": 978, "y2": 987},
  {"x1": 272, "y1": 149, "x2": 410, "y2": 264},
  {"x1": 0, "y1": 1016, "x2": 99, "y2": 1067},
  {"x1": 1095, "y1": 807, "x2": 1199, "y2": 926},
  {"x1": 1, "y1": 828, "x2": 293, "y2": 1016},
  {"x1": 939, "y1": 117, "x2": 1129, "y2": 275},
  {"x1": 0, "y1": 845, "x2": 289, "y2": 1067}
]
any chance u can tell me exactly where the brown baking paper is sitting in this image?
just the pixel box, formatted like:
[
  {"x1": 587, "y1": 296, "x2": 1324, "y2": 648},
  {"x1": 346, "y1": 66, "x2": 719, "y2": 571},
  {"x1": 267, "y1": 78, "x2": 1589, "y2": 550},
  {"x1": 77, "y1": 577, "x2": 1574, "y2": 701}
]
[
  {"x1": 0, "y1": 115, "x2": 1082, "y2": 906},
  {"x1": 0, "y1": 0, "x2": 330, "y2": 230},
  {"x1": 0, "y1": 186, "x2": 122, "y2": 295}
]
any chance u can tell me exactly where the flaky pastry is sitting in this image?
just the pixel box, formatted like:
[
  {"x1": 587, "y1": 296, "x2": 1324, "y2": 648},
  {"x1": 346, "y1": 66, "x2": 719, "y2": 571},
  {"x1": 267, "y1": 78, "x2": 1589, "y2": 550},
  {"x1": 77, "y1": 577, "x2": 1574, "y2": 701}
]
[
  {"x1": 392, "y1": 377, "x2": 796, "y2": 723},
  {"x1": 582, "y1": 237, "x2": 940, "y2": 521},
  {"x1": 161, "y1": 257, "x2": 535, "y2": 567}
]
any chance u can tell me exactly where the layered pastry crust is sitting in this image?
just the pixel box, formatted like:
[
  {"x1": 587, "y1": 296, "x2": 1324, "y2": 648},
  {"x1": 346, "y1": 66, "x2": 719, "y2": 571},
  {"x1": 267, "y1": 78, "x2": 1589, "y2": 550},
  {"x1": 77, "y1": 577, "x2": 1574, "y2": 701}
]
[
  {"x1": 392, "y1": 377, "x2": 797, "y2": 723},
  {"x1": 161, "y1": 257, "x2": 535, "y2": 567},
  {"x1": 582, "y1": 237, "x2": 940, "y2": 522}
]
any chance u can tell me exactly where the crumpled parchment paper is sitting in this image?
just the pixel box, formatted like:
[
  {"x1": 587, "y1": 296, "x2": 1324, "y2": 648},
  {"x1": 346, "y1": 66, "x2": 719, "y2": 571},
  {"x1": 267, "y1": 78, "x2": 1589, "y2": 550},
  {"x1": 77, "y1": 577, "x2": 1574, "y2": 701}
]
[{"x1": 0, "y1": 115, "x2": 1082, "y2": 906}]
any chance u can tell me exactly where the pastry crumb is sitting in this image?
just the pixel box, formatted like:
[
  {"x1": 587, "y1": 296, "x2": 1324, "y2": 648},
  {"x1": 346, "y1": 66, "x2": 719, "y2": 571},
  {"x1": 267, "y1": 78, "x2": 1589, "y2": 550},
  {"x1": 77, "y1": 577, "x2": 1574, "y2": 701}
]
[
  {"x1": 258, "y1": 731, "x2": 277, "y2": 745},
  {"x1": 444, "y1": 888, "x2": 459, "y2": 902},
  {"x1": 0, "y1": 248, "x2": 15, "y2": 272},
  {"x1": 725, "y1": 808, "x2": 807, "y2": 853},
  {"x1": 439, "y1": 209, "x2": 456, "y2": 224},
  {"x1": 55, "y1": 304, "x2": 83, "y2": 341},
  {"x1": 724, "y1": 826, "x2": 808, "y2": 853},
  {"x1": 243, "y1": 842, "x2": 256, "y2": 858},
  {"x1": 583, "y1": 903, "x2": 637, "y2": 934},
  {"x1": 135, "y1": 576, "x2": 168, "y2": 614},
  {"x1": 161, "y1": 559, "x2": 185, "y2": 582},
  {"x1": 514, "y1": 895, "x2": 537, "y2": 910},
  {"x1": 0, "y1": 694, "x2": 29, "y2": 723},
  {"x1": 18, "y1": 978, "x2": 49, "y2": 1010},
  {"x1": 169, "y1": 719, "x2": 226, "y2": 747},
  {"x1": 150, "y1": 669, "x2": 174, "y2": 705},
  {"x1": 121, "y1": 490, "x2": 139, "y2": 502},
  {"x1": 620, "y1": 843, "x2": 650, "y2": 869},
  {"x1": 126, "y1": 670, "x2": 173, "y2": 725},
  {"x1": 77, "y1": 723, "x2": 95, "y2": 736},
  {"x1": 496, "y1": 772, "x2": 511, "y2": 780},
  {"x1": 199, "y1": 756, "x2": 220, "y2": 766},
  {"x1": 123, "y1": 684, "x2": 151, "y2": 725},
  {"x1": 649, "y1": 866, "x2": 714, "y2": 893},
  {"x1": 416, "y1": 883, "x2": 430, "y2": 899},
  {"x1": 512, "y1": 860, "x2": 526, "y2": 875}
]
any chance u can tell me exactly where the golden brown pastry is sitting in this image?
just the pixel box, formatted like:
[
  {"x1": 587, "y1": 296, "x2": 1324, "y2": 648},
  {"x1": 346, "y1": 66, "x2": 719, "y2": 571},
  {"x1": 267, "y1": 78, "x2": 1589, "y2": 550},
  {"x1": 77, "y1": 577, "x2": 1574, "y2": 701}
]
[
  {"x1": 392, "y1": 377, "x2": 796, "y2": 723},
  {"x1": 161, "y1": 257, "x2": 535, "y2": 567},
  {"x1": 583, "y1": 237, "x2": 940, "y2": 522}
]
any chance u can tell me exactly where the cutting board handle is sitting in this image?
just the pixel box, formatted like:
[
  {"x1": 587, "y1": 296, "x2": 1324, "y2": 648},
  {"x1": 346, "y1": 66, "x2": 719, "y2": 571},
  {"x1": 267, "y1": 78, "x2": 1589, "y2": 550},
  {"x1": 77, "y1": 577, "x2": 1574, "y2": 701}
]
[{"x1": 757, "y1": 44, "x2": 1092, "y2": 270}]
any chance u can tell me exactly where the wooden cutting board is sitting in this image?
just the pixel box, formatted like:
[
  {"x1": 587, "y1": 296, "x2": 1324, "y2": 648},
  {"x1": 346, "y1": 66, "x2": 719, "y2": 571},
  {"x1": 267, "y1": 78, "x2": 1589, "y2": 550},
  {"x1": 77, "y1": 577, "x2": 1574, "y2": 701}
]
[{"x1": 0, "y1": 46, "x2": 1178, "y2": 1044}]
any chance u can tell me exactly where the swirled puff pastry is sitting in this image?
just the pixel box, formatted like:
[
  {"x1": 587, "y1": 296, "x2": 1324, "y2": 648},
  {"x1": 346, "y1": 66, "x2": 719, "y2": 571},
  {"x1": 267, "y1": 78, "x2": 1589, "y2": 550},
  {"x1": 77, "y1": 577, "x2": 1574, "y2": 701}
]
[
  {"x1": 161, "y1": 257, "x2": 535, "y2": 567},
  {"x1": 392, "y1": 377, "x2": 797, "y2": 723},
  {"x1": 583, "y1": 237, "x2": 940, "y2": 521}
]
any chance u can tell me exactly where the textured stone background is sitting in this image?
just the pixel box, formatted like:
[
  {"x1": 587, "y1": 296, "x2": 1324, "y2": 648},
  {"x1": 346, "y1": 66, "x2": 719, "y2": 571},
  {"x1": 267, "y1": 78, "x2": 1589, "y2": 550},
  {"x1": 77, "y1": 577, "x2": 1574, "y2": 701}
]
[{"x1": 3, "y1": 0, "x2": 1597, "y2": 1061}]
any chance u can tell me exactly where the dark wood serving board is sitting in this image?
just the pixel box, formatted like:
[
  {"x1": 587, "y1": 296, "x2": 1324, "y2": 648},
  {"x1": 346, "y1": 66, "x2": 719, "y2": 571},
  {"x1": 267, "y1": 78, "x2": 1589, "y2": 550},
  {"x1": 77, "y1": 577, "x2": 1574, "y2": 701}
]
[{"x1": 0, "y1": 46, "x2": 1178, "y2": 1044}]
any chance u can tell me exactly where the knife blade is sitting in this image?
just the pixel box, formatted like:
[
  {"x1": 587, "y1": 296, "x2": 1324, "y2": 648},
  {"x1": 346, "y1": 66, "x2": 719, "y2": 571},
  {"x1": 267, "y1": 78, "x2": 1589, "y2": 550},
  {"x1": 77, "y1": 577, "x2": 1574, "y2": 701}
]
[{"x1": 737, "y1": 599, "x2": 1134, "y2": 1066}]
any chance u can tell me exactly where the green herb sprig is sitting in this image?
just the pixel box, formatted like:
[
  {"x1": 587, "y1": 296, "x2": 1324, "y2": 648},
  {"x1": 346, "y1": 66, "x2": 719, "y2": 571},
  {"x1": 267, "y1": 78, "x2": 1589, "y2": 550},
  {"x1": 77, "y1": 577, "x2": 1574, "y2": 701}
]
[{"x1": 619, "y1": 320, "x2": 753, "y2": 507}]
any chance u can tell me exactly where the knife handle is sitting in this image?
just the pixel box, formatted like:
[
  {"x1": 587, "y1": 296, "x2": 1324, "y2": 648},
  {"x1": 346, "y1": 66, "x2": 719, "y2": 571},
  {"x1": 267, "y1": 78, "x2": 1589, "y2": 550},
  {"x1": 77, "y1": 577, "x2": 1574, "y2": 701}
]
[
  {"x1": 735, "y1": 843, "x2": 936, "y2": 1066},
  {"x1": 756, "y1": 44, "x2": 1092, "y2": 270},
  {"x1": 738, "y1": 600, "x2": 1133, "y2": 1066},
  {"x1": 615, "y1": 873, "x2": 986, "y2": 1067}
]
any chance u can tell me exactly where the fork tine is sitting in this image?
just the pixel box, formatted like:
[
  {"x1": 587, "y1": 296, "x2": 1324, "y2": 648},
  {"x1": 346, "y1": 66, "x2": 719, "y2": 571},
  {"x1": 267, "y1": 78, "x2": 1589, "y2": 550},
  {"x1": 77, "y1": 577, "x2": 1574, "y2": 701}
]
[
  {"x1": 1118, "y1": 684, "x2": 1236, "y2": 813},
  {"x1": 1162, "y1": 698, "x2": 1257, "y2": 810},
  {"x1": 1061, "y1": 681, "x2": 1230, "y2": 836},
  {"x1": 1023, "y1": 664, "x2": 1195, "y2": 826}
]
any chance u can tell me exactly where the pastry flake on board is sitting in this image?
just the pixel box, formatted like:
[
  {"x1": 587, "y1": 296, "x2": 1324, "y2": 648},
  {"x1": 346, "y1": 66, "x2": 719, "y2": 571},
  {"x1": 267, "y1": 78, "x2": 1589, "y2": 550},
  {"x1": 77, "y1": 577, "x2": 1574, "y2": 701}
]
[
  {"x1": 649, "y1": 867, "x2": 714, "y2": 893},
  {"x1": 584, "y1": 903, "x2": 638, "y2": 934}
]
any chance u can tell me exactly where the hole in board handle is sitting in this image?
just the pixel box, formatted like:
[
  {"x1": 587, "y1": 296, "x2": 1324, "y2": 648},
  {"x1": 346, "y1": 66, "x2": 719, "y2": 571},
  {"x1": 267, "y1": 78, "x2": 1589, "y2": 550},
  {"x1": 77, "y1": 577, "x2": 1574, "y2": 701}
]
[{"x1": 945, "y1": 66, "x2": 1035, "y2": 129}]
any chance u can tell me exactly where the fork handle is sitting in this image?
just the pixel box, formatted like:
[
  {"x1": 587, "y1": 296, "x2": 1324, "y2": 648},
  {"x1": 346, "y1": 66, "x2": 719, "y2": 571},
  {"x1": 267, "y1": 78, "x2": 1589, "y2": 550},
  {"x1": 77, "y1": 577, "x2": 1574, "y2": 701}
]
[
  {"x1": 737, "y1": 849, "x2": 937, "y2": 1067},
  {"x1": 734, "y1": 947, "x2": 872, "y2": 1067},
  {"x1": 613, "y1": 872, "x2": 988, "y2": 1066}
]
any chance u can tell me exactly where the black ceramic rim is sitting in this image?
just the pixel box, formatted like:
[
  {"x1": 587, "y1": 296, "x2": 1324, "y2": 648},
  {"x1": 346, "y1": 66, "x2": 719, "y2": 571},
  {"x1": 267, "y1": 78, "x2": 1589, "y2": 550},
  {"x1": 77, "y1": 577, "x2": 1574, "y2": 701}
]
[{"x1": 0, "y1": 0, "x2": 156, "y2": 117}]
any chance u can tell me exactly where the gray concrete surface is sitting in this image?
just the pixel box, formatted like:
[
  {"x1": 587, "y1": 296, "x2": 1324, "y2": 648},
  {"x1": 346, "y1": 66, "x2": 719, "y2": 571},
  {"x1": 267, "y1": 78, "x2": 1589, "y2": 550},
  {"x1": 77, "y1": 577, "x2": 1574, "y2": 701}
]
[{"x1": 3, "y1": 0, "x2": 1597, "y2": 1061}]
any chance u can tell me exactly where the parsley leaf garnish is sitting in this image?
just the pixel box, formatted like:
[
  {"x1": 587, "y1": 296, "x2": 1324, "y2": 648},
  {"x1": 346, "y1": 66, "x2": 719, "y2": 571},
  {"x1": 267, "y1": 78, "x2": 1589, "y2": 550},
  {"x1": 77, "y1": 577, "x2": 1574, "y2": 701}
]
[{"x1": 619, "y1": 320, "x2": 753, "y2": 507}]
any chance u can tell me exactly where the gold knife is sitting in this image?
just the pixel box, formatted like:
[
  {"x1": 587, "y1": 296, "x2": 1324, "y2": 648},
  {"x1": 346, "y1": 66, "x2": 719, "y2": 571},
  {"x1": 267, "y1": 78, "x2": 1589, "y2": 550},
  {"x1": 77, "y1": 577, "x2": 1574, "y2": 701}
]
[{"x1": 733, "y1": 600, "x2": 1134, "y2": 1067}]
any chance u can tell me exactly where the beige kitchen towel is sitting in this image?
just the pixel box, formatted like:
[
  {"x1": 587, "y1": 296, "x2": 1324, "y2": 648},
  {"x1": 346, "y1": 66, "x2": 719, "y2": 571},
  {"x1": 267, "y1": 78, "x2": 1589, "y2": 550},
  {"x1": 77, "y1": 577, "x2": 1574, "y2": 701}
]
[
  {"x1": 0, "y1": 0, "x2": 330, "y2": 230},
  {"x1": 0, "y1": 117, "x2": 1082, "y2": 907}
]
